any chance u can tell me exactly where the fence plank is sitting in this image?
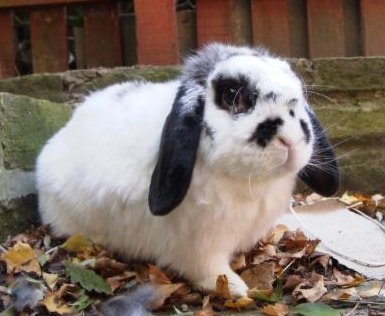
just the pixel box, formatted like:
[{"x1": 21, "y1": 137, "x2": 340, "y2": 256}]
[
  {"x1": 30, "y1": 6, "x2": 68, "y2": 73},
  {"x1": 361, "y1": 0, "x2": 385, "y2": 56},
  {"x1": 134, "y1": 0, "x2": 179, "y2": 64},
  {"x1": 177, "y1": 10, "x2": 196, "y2": 59},
  {"x1": 307, "y1": 0, "x2": 346, "y2": 57},
  {"x1": 83, "y1": 2, "x2": 121, "y2": 68},
  {"x1": 252, "y1": 0, "x2": 291, "y2": 56},
  {"x1": 196, "y1": 0, "x2": 251, "y2": 47},
  {"x1": 0, "y1": 0, "x2": 104, "y2": 8},
  {"x1": 0, "y1": 10, "x2": 16, "y2": 78}
]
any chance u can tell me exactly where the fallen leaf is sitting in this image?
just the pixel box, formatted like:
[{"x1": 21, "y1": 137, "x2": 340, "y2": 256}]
[
  {"x1": 106, "y1": 271, "x2": 137, "y2": 292},
  {"x1": 94, "y1": 257, "x2": 127, "y2": 278},
  {"x1": 249, "y1": 280, "x2": 283, "y2": 303},
  {"x1": 43, "y1": 272, "x2": 58, "y2": 290},
  {"x1": 322, "y1": 287, "x2": 357, "y2": 301},
  {"x1": 215, "y1": 275, "x2": 231, "y2": 299},
  {"x1": 293, "y1": 274, "x2": 327, "y2": 302},
  {"x1": 230, "y1": 254, "x2": 246, "y2": 271},
  {"x1": 267, "y1": 225, "x2": 289, "y2": 245},
  {"x1": 292, "y1": 302, "x2": 340, "y2": 316},
  {"x1": 0, "y1": 242, "x2": 41, "y2": 275},
  {"x1": 150, "y1": 283, "x2": 185, "y2": 309},
  {"x1": 194, "y1": 295, "x2": 215, "y2": 316},
  {"x1": 260, "y1": 303, "x2": 289, "y2": 316},
  {"x1": 148, "y1": 264, "x2": 172, "y2": 284},
  {"x1": 43, "y1": 292, "x2": 74, "y2": 315},
  {"x1": 224, "y1": 296, "x2": 254, "y2": 309},
  {"x1": 333, "y1": 268, "x2": 365, "y2": 288},
  {"x1": 283, "y1": 274, "x2": 303, "y2": 290},
  {"x1": 240, "y1": 262, "x2": 275, "y2": 290},
  {"x1": 357, "y1": 281, "x2": 384, "y2": 298},
  {"x1": 65, "y1": 262, "x2": 112, "y2": 294},
  {"x1": 61, "y1": 234, "x2": 91, "y2": 253}
]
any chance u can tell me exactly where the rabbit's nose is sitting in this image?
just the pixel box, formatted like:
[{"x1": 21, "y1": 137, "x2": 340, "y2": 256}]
[{"x1": 248, "y1": 117, "x2": 284, "y2": 147}]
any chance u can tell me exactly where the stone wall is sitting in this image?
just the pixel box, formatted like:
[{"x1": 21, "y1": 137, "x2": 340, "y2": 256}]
[{"x1": 1, "y1": 59, "x2": 385, "y2": 240}]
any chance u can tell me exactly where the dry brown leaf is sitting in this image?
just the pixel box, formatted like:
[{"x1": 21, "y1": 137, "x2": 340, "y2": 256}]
[
  {"x1": 283, "y1": 274, "x2": 303, "y2": 290},
  {"x1": 0, "y1": 242, "x2": 41, "y2": 274},
  {"x1": 194, "y1": 296, "x2": 216, "y2": 316},
  {"x1": 358, "y1": 281, "x2": 383, "y2": 298},
  {"x1": 61, "y1": 234, "x2": 91, "y2": 253},
  {"x1": 224, "y1": 296, "x2": 254, "y2": 309},
  {"x1": 95, "y1": 257, "x2": 127, "y2": 278},
  {"x1": 240, "y1": 262, "x2": 275, "y2": 290},
  {"x1": 333, "y1": 268, "x2": 365, "y2": 288},
  {"x1": 230, "y1": 254, "x2": 246, "y2": 271},
  {"x1": 148, "y1": 265, "x2": 172, "y2": 284},
  {"x1": 216, "y1": 275, "x2": 231, "y2": 299},
  {"x1": 150, "y1": 283, "x2": 185, "y2": 309},
  {"x1": 43, "y1": 272, "x2": 59, "y2": 290},
  {"x1": 261, "y1": 303, "x2": 289, "y2": 316},
  {"x1": 267, "y1": 225, "x2": 289, "y2": 245},
  {"x1": 322, "y1": 287, "x2": 357, "y2": 301},
  {"x1": 43, "y1": 292, "x2": 74, "y2": 315},
  {"x1": 293, "y1": 274, "x2": 327, "y2": 302},
  {"x1": 106, "y1": 271, "x2": 137, "y2": 292}
]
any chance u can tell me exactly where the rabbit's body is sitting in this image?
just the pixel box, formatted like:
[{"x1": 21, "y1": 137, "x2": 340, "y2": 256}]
[{"x1": 37, "y1": 44, "x2": 339, "y2": 297}]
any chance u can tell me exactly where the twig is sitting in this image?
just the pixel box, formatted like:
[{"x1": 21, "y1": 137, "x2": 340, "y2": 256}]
[{"x1": 344, "y1": 301, "x2": 360, "y2": 316}]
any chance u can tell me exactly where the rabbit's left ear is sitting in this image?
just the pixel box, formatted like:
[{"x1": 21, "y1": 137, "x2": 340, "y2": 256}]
[
  {"x1": 299, "y1": 109, "x2": 340, "y2": 196},
  {"x1": 149, "y1": 85, "x2": 205, "y2": 216}
]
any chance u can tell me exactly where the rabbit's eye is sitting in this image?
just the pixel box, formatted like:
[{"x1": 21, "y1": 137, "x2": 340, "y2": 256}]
[{"x1": 223, "y1": 87, "x2": 240, "y2": 106}]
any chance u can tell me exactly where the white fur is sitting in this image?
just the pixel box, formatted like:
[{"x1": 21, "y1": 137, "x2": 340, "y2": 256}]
[{"x1": 36, "y1": 45, "x2": 314, "y2": 297}]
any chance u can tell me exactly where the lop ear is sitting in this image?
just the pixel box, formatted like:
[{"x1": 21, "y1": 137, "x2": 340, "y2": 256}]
[
  {"x1": 149, "y1": 85, "x2": 205, "y2": 216},
  {"x1": 299, "y1": 109, "x2": 340, "y2": 196}
]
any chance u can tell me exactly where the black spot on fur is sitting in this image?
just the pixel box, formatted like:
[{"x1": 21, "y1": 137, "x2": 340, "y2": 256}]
[
  {"x1": 289, "y1": 109, "x2": 295, "y2": 117},
  {"x1": 288, "y1": 98, "x2": 298, "y2": 106},
  {"x1": 203, "y1": 121, "x2": 214, "y2": 140},
  {"x1": 300, "y1": 119, "x2": 311, "y2": 143},
  {"x1": 212, "y1": 74, "x2": 258, "y2": 115},
  {"x1": 264, "y1": 92, "x2": 277, "y2": 102},
  {"x1": 249, "y1": 118, "x2": 284, "y2": 147}
]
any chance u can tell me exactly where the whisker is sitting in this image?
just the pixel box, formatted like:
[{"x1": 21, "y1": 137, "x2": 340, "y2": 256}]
[{"x1": 307, "y1": 90, "x2": 335, "y2": 103}]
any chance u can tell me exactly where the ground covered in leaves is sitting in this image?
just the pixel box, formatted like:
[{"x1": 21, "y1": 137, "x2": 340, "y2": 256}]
[{"x1": 0, "y1": 193, "x2": 384, "y2": 316}]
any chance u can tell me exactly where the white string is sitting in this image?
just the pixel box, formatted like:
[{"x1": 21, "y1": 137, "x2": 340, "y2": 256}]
[{"x1": 289, "y1": 205, "x2": 385, "y2": 268}]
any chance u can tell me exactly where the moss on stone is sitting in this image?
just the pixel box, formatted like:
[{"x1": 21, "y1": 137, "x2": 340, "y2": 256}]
[
  {"x1": 0, "y1": 93, "x2": 72, "y2": 170},
  {"x1": 0, "y1": 73, "x2": 65, "y2": 103},
  {"x1": 0, "y1": 194, "x2": 39, "y2": 242}
]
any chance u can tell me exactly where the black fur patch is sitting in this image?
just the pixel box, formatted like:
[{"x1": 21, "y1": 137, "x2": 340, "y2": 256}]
[
  {"x1": 289, "y1": 109, "x2": 295, "y2": 117},
  {"x1": 203, "y1": 122, "x2": 214, "y2": 140},
  {"x1": 288, "y1": 98, "x2": 298, "y2": 106},
  {"x1": 212, "y1": 74, "x2": 258, "y2": 115},
  {"x1": 249, "y1": 117, "x2": 283, "y2": 147},
  {"x1": 264, "y1": 92, "x2": 277, "y2": 102},
  {"x1": 300, "y1": 119, "x2": 311, "y2": 143}
]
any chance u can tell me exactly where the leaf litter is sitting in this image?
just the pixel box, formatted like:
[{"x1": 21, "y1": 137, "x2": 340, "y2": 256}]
[{"x1": 0, "y1": 192, "x2": 384, "y2": 315}]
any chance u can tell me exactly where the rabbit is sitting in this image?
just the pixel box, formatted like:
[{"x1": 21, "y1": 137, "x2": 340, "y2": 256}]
[{"x1": 36, "y1": 43, "x2": 339, "y2": 298}]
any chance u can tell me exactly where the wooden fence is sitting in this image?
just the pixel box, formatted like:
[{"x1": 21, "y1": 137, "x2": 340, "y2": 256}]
[{"x1": 1, "y1": 0, "x2": 385, "y2": 79}]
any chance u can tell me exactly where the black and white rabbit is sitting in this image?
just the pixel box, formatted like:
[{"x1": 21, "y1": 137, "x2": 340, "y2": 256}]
[{"x1": 36, "y1": 43, "x2": 339, "y2": 297}]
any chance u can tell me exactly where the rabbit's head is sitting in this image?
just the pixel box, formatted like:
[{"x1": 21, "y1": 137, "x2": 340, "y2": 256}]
[{"x1": 149, "y1": 43, "x2": 339, "y2": 215}]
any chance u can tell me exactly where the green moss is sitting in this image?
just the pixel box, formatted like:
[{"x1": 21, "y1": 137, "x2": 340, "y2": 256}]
[
  {"x1": 0, "y1": 195, "x2": 39, "y2": 242},
  {"x1": 0, "y1": 93, "x2": 72, "y2": 170}
]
